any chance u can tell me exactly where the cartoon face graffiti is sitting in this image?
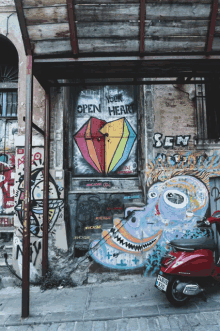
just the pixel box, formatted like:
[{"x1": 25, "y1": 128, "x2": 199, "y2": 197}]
[
  {"x1": 15, "y1": 168, "x2": 64, "y2": 237},
  {"x1": 90, "y1": 176, "x2": 209, "y2": 269}
]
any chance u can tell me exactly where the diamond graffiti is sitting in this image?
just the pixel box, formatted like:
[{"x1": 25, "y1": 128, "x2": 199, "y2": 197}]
[{"x1": 74, "y1": 117, "x2": 136, "y2": 175}]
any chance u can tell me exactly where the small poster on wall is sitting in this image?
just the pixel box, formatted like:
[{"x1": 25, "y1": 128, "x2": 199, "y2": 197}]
[{"x1": 73, "y1": 86, "x2": 138, "y2": 176}]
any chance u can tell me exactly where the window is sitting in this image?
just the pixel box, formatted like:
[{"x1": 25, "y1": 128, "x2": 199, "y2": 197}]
[
  {"x1": 195, "y1": 77, "x2": 220, "y2": 142},
  {"x1": 0, "y1": 65, "x2": 18, "y2": 118},
  {"x1": 0, "y1": 90, "x2": 17, "y2": 117}
]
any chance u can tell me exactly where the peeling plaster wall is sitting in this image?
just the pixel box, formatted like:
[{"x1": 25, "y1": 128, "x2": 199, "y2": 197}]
[{"x1": 0, "y1": 5, "x2": 68, "y2": 281}]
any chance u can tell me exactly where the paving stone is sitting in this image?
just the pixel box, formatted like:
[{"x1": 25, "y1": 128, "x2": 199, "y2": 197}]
[
  {"x1": 116, "y1": 319, "x2": 128, "y2": 331},
  {"x1": 195, "y1": 299, "x2": 220, "y2": 312},
  {"x1": 44, "y1": 311, "x2": 83, "y2": 323},
  {"x1": 176, "y1": 315, "x2": 192, "y2": 331},
  {"x1": 158, "y1": 316, "x2": 171, "y2": 330},
  {"x1": 75, "y1": 321, "x2": 93, "y2": 331},
  {"x1": 106, "y1": 320, "x2": 118, "y2": 331},
  {"x1": 147, "y1": 317, "x2": 161, "y2": 330},
  {"x1": 192, "y1": 326, "x2": 220, "y2": 331},
  {"x1": 92, "y1": 320, "x2": 106, "y2": 331},
  {"x1": 27, "y1": 324, "x2": 49, "y2": 331},
  {"x1": 214, "y1": 311, "x2": 220, "y2": 324},
  {"x1": 57, "y1": 323, "x2": 75, "y2": 331},
  {"x1": 123, "y1": 305, "x2": 159, "y2": 318},
  {"x1": 138, "y1": 317, "x2": 149, "y2": 331},
  {"x1": 47, "y1": 323, "x2": 62, "y2": 331},
  {"x1": 84, "y1": 308, "x2": 122, "y2": 321},
  {"x1": 168, "y1": 316, "x2": 181, "y2": 331},
  {"x1": 200, "y1": 312, "x2": 218, "y2": 325},
  {"x1": 0, "y1": 313, "x2": 10, "y2": 326},
  {"x1": 5, "y1": 326, "x2": 30, "y2": 331},
  {"x1": 127, "y1": 318, "x2": 139, "y2": 331},
  {"x1": 158, "y1": 302, "x2": 198, "y2": 316},
  {"x1": 185, "y1": 313, "x2": 201, "y2": 327},
  {"x1": 4, "y1": 314, "x2": 22, "y2": 326}
]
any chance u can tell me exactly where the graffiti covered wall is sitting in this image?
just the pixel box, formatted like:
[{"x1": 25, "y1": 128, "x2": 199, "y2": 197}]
[
  {"x1": 88, "y1": 83, "x2": 220, "y2": 274},
  {"x1": 72, "y1": 86, "x2": 138, "y2": 176},
  {"x1": 0, "y1": 119, "x2": 17, "y2": 228},
  {"x1": 13, "y1": 147, "x2": 67, "y2": 278},
  {"x1": 90, "y1": 152, "x2": 220, "y2": 272}
]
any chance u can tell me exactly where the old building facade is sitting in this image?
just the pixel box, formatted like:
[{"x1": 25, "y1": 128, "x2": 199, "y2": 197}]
[{"x1": 0, "y1": 0, "x2": 220, "y2": 284}]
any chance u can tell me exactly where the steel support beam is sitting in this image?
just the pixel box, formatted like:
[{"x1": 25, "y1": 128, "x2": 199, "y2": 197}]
[
  {"x1": 66, "y1": 0, "x2": 79, "y2": 56},
  {"x1": 206, "y1": 0, "x2": 219, "y2": 52},
  {"x1": 49, "y1": 79, "x2": 207, "y2": 87},
  {"x1": 42, "y1": 93, "x2": 50, "y2": 277},
  {"x1": 14, "y1": 0, "x2": 32, "y2": 56},
  {"x1": 140, "y1": 0, "x2": 146, "y2": 54},
  {"x1": 22, "y1": 55, "x2": 33, "y2": 318},
  {"x1": 34, "y1": 55, "x2": 220, "y2": 63},
  {"x1": 23, "y1": 117, "x2": 45, "y2": 136}
]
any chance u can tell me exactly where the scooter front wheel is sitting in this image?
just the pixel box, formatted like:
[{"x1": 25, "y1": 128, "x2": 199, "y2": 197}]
[{"x1": 166, "y1": 278, "x2": 190, "y2": 307}]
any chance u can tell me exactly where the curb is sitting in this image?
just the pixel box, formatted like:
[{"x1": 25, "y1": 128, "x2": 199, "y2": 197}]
[{"x1": 1, "y1": 306, "x2": 220, "y2": 327}]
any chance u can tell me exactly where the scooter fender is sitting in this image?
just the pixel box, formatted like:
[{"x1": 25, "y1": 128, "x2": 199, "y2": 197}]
[{"x1": 161, "y1": 249, "x2": 215, "y2": 277}]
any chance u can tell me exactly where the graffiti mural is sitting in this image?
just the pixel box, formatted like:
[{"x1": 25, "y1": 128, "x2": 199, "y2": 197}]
[
  {"x1": 153, "y1": 133, "x2": 191, "y2": 148},
  {"x1": 14, "y1": 147, "x2": 64, "y2": 237},
  {"x1": 73, "y1": 86, "x2": 137, "y2": 176},
  {"x1": 74, "y1": 193, "x2": 143, "y2": 237},
  {"x1": 13, "y1": 235, "x2": 42, "y2": 279},
  {"x1": 89, "y1": 152, "x2": 220, "y2": 271},
  {"x1": 0, "y1": 153, "x2": 15, "y2": 215},
  {"x1": 74, "y1": 117, "x2": 136, "y2": 175}
]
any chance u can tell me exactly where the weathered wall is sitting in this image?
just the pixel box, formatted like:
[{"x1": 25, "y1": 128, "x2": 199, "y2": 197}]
[
  {"x1": 88, "y1": 83, "x2": 220, "y2": 276},
  {"x1": 0, "y1": 5, "x2": 68, "y2": 281}
]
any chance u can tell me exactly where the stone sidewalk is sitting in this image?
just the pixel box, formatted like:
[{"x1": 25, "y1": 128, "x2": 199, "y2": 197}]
[{"x1": 1, "y1": 277, "x2": 220, "y2": 330}]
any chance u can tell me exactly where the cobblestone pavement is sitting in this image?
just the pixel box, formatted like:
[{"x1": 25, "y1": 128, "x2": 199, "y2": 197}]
[
  {"x1": 1, "y1": 311, "x2": 220, "y2": 331},
  {"x1": 1, "y1": 278, "x2": 220, "y2": 330}
]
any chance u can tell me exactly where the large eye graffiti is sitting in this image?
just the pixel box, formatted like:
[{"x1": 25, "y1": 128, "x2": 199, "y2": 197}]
[
  {"x1": 163, "y1": 189, "x2": 188, "y2": 209},
  {"x1": 148, "y1": 191, "x2": 157, "y2": 199},
  {"x1": 128, "y1": 215, "x2": 140, "y2": 228}
]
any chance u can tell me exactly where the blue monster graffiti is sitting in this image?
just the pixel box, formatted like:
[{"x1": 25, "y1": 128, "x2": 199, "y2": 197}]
[{"x1": 89, "y1": 175, "x2": 209, "y2": 270}]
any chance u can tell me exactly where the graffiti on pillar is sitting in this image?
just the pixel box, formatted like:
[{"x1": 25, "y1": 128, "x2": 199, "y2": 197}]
[
  {"x1": 0, "y1": 153, "x2": 15, "y2": 216},
  {"x1": 90, "y1": 152, "x2": 220, "y2": 272},
  {"x1": 73, "y1": 86, "x2": 137, "y2": 176},
  {"x1": 12, "y1": 235, "x2": 42, "y2": 279},
  {"x1": 153, "y1": 133, "x2": 191, "y2": 148},
  {"x1": 14, "y1": 147, "x2": 64, "y2": 237}
]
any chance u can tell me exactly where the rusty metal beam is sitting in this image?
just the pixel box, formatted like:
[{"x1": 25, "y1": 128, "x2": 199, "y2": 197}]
[
  {"x1": 14, "y1": 0, "x2": 32, "y2": 56},
  {"x1": 42, "y1": 92, "x2": 50, "y2": 277},
  {"x1": 22, "y1": 55, "x2": 33, "y2": 318},
  {"x1": 34, "y1": 55, "x2": 220, "y2": 63},
  {"x1": 140, "y1": 0, "x2": 146, "y2": 54},
  {"x1": 206, "y1": 0, "x2": 219, "y2": 53},
  {"x1": 23, "y1": 117, "x2": 45, "y2": 136},
  {"x1": 49, "y1": 79, "x2": 207, "y2": 86},
  {"x1": 66, "y1": 0, "x2": 79, "y2": 56}
]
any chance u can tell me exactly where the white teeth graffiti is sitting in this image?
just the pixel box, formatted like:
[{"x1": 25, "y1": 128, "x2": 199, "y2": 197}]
[{"x1": 109, "y1": 227, "x2": 161, "y2": 253}]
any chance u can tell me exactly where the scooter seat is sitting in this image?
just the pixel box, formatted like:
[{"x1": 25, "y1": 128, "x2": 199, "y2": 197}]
[{"x1": 170, "y1": 237, "x2": 216, "y2": 251}]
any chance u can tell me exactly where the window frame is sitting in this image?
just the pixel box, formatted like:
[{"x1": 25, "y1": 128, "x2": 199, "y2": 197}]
[{"x1": 195, "y1": 78, "x2": 220, "y2": 149}]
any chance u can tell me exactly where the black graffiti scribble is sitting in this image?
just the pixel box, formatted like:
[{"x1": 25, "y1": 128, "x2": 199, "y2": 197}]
[
  {"x1": 75, "y1": 193, "x2": 134, "y2": 236},
  {"x1": 211, "y1": 187, "x2": 220, "y2": 202}
]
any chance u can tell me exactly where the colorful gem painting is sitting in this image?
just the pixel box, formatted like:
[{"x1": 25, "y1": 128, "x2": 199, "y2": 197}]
[{"x1": 74, "y1": 117, "x2": 136, "y2": 174}]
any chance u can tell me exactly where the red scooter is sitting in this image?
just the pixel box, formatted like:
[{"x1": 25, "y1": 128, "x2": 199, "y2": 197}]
[{"x1": 155, "y1": 211, "x2": 220, "y2": 306}]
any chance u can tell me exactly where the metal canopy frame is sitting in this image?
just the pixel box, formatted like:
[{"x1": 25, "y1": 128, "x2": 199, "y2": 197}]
[{"x1": 206, "y1": 0, "x2": 219, "y2": 53}]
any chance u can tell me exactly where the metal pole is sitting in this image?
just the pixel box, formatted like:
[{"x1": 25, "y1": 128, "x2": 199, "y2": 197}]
[
  {"x1": 22, "y1": 55, "x2": 33, "y2": 318},
  {"x1": 42, "y1": 92, "x2": 50, "y2": 276}
]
